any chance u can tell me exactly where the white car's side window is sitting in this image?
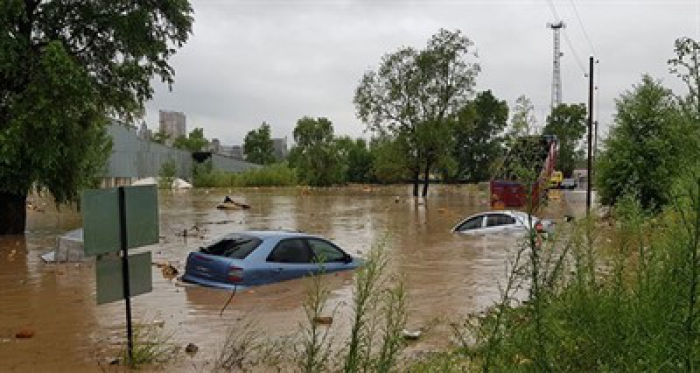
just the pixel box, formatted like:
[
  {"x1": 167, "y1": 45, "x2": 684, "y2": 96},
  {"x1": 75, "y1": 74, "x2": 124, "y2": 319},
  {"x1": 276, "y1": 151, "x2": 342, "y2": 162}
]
[
  {"x1": 486, "y1": 214, "x2": 516, "y2": 227},
  {"x1": 458, "y1": 216, "x2": 484, "y2": 231}
]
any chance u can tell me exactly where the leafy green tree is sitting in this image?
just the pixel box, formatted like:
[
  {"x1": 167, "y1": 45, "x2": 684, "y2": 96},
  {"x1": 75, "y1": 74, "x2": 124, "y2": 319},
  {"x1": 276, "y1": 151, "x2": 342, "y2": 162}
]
[
  {"x1": 335, "y1": 137, "x2": 374, "y2": 183},
  {"x1": 452, "y1": 90, "x2": 509, "y2": 182},
  {"x1": 243, "y1": 122, "x2": 276, "y2": 165},
  {"x1": 507, "y1": 95, "x2": 537, "y2": 143},
  {"x1": 0, "y1": 1, "x2": 193, "y2": 234},
  {"x1": 669, "y1": 37, "x2": 700, "y2": 122},
  {"x1": 543, "y1": 103, "x2": 587, "y2": 176},
  {"x1": 370, "y1": 136, "x2": 411, "y2": 184},
  {"x1": 596, "y1": 75, "x2": 685, "y2": 210},
  {"x1": 668, "y1": 37, "x2": 700, "y2": 167},
  {"x1": 173, "y1": 127, "x2": 208, "y2": 152},
  {"x1": 354, "y1": 29, "x2": 480, "y2": 196},
  {"x1": 291, "y1": 117, "x2": 344, "y2": 186}
]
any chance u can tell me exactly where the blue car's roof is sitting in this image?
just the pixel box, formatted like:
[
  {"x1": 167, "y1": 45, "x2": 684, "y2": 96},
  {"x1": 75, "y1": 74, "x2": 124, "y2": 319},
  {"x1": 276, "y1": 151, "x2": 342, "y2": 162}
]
[{"x1": 228, "y1": 230, "x2": 316, "y2": 240}]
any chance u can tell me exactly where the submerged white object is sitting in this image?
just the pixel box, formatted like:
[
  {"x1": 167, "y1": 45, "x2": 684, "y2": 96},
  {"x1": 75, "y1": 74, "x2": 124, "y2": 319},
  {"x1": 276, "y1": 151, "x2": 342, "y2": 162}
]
[
  {"x1": 132, "y1": 177, "x2": 158, "y2": 186},
  {"x1": 41, "y1": 228, "x2": 85, "y2": 262},
  {"x1": 171, "y1": 178, "x2": 192, "y2": 189}
]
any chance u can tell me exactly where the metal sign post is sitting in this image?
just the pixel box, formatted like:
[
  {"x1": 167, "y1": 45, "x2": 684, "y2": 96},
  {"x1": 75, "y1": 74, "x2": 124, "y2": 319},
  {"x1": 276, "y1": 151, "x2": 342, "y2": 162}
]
[
  {"x1": 118, "y1": 187, "x2": 134, "y2": 363},
  {"x1": 81, "y1": 184, "x2": 159, "y2": 365}
]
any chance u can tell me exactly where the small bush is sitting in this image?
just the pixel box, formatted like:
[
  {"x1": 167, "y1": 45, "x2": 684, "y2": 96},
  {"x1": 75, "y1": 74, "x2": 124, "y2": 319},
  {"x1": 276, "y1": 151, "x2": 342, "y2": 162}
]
[
  {"x1": 158, "y1": 160, "x2": 177, "y2": 189},
  {"x1": 213, "y1": 319, "x2": 264, "y2": 372},
  {"x1": 120, "y1": 321, "x2": 180, "y2": 367}
]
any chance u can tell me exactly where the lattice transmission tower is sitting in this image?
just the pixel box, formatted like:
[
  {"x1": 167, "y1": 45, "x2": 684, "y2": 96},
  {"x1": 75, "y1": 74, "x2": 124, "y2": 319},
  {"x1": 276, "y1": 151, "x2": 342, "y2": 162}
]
[{"x1": 547, "y1": 21, "x2": 565, "y2": 110}]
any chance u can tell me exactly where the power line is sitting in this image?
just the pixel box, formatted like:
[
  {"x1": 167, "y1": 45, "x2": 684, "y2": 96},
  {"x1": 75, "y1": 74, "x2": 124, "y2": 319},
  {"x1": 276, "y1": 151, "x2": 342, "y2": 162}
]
[
  {"x1": 569, "y1": 0, "x2": 597, "y2": 55},
  {"x1": 545, "y1": 0, "x2": 561, "y2": 21},
  {"x1": 562, "y1": 29, "x2": 588, "y2": 76}
]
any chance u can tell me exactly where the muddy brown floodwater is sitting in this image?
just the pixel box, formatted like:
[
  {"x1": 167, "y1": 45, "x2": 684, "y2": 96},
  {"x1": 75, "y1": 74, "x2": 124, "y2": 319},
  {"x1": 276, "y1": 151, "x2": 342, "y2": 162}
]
[{"x1": 0, "y1": 185, "x2": 571, "y2": 372}]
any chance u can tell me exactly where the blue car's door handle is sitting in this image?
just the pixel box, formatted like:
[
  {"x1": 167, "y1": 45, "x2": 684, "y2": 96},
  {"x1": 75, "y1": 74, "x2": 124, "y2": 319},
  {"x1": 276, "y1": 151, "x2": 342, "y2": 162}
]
[{"x1": 275, "y1": 268, "x2": 283, "y2": 272}]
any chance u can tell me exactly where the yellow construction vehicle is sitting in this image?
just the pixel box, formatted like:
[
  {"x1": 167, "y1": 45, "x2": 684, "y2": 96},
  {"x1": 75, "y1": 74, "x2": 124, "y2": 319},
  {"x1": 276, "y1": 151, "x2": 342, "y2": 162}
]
[{"x1": 549, "y1": 171, "x2": 563, "y2": 188}]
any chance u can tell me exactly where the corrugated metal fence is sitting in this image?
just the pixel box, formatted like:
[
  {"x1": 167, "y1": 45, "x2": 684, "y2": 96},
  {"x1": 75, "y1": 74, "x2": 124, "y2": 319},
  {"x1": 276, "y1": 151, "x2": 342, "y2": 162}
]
[{"x1": 103, "y1": 123, "x2": 259, "y2": 185}]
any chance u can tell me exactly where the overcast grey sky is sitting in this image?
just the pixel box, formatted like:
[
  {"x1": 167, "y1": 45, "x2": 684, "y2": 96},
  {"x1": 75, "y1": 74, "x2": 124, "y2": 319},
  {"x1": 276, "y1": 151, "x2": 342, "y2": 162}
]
[{"x1": 144, "y1": 0, "x2": 700, "y2": 146}]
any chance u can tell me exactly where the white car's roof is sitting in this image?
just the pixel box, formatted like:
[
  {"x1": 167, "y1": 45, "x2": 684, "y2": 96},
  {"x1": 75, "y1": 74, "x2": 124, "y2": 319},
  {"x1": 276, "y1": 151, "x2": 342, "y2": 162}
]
[{"x1": 470, "y1": 210, "x2": 537, "y2": 219}]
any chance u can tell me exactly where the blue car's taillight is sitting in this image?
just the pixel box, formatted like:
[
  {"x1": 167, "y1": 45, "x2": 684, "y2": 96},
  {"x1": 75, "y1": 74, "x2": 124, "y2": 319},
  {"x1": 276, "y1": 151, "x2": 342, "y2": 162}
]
[{"x1": 228, "y1": 266, "x2": 244, "y2": 283}]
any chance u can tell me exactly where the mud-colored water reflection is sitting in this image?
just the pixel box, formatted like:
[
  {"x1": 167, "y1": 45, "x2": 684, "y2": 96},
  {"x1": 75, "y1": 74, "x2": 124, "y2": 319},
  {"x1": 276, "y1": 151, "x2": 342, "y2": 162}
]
[{"x1": 0, "y1": 185, "x2": 564, "y2": 371}]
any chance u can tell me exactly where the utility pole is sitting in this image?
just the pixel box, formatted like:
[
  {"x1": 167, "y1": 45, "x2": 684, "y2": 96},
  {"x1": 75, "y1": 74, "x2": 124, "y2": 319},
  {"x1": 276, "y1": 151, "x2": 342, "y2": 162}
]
[
  {"x1": 548, "y1": 21, "x2": 565, "y2": 110},
  {"x1": 586, "y1": 56, "x2": 594, "y2": 216}
]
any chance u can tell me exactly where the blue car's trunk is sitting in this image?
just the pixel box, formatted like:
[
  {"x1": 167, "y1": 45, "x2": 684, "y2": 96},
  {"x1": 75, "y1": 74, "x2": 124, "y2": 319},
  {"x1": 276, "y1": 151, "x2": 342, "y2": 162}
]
[{"x1": 184, "y1": 252, "x2": 245, "y2": 285}]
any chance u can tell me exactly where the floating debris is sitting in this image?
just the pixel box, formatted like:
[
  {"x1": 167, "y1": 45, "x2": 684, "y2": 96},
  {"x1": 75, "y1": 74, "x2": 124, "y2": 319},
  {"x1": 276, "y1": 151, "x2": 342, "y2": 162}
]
[
  {"x1": 401, "y1": 329, "x2": 421, "y2": 341},
  {"x1": 154, "y1": 262, "x2": 179, "y2": 279},
  {"x1": 185, "y1": 343, "x2": 199, "y2": 355},
  {"x1": 313, "y1": 316, "x2": 333, "y2": 325},
  {"x1": 217, "y1": 196, "x2": 251, "y2": 210},
  {"x1": 15, "y1": 329, "x2": 35, "y2": 339}
]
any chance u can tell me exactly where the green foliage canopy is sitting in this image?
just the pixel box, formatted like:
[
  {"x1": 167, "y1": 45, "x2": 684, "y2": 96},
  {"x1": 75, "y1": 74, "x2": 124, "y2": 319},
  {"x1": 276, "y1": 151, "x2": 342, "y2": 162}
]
[
  {"x1": 0, "y1": 0, "x2": 193, "y2": 233},
  {"x1": 290, "y1": 117, "x2": 344, "y2": 186},
  {"x1": 335, "y1": 136, "x2": 374, "y2": 183},
  {"x1": 543, "y1": 103, "x2": 587, "y2": 176},
  {"x1": 669, "y1": 37, "x2": 700, "y2": 121},
  {"x1": 151, "y1": 129, "x2": 170, "y2": 145},
  {"x1": 596, "y1": 75, "x2": 685, "y2": 210},
  {"x1": 452, "y1": 90, "x2": 509, "y2": 182},
  {"x1": 173, "y1": 127, "x2": 208, "y2": 152},
  {"x1": 507, "y1": 95, "x2": 537, "y2": 142},
  {"x1": 354, "y1": 29, "x2": 480, "y2": 196},
  {"x1": 370, "y1": 136, "x2": 411, "y2": 184},
  {"x1": 243, "y1": 122, "x2": 276, "y2": 165}
]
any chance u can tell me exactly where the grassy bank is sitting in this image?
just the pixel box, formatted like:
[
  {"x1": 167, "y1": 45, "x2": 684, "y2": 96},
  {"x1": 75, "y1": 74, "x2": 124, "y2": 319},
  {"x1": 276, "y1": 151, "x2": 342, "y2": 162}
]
[
  {"x1": 413, "y1": 174, "x2": 700, "y2": 371},
  {"x1": 193, "y1": 162, "x2": 298, "y2": 188}
]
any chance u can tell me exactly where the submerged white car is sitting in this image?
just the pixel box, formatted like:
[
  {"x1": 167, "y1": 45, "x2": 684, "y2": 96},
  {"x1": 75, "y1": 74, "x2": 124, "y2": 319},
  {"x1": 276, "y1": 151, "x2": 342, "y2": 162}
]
[{"x1": 451, "y1": 210, "x2": 554, "y2": 236}]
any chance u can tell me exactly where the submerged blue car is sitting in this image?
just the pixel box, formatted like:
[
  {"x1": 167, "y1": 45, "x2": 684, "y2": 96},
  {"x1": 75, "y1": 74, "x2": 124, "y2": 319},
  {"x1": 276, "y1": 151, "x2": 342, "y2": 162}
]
[{"x1": 181, "y1": 230, "x2": 362, "y2": 290}]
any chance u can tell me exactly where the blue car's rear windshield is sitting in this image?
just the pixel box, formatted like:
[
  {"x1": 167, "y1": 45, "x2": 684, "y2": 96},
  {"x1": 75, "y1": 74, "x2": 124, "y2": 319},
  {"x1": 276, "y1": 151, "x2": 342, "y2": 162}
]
[{"x1": 200, "y1": 235, "x2": 261, "y2": 259}]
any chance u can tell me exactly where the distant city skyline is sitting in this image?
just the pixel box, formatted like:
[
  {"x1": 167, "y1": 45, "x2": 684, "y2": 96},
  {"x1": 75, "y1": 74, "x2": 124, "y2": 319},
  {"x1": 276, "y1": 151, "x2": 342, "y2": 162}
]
[
  {"x1": 144, "y1": 111, "x2": 289, "y2": 159},
  {"x1": 144, "y1": 0, "x2": 699, "y2": 146}
]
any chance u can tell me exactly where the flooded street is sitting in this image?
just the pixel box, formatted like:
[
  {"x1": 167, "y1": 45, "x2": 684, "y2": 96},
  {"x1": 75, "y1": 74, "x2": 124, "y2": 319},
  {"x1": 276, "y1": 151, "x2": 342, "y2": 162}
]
[{"x1": 0, "y1": 185, "x2": 567, "y2": 371}]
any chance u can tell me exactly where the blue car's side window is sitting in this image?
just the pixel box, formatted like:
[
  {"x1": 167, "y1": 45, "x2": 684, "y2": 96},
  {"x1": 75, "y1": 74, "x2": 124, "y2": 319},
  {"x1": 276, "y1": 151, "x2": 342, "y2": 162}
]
[
  {"x1": 308, "y1": 239, "x2": 346, "y2": 263},
  {"x1": 267, "y1": 239, "x2": 312, "y2": 263}
]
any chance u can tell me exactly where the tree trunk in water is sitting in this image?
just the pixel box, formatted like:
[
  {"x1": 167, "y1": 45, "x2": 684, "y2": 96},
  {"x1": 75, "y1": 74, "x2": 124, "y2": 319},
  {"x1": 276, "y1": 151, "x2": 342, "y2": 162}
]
[
  {"x1": 422, "y1": 162, "x2": 432, "y2": 197},
  {"x1": 0, "y1": 191, "x2": 27, "y2": 235},
  {"x1": 412, "y1": 169, "x2": 420, "y2": 197}
]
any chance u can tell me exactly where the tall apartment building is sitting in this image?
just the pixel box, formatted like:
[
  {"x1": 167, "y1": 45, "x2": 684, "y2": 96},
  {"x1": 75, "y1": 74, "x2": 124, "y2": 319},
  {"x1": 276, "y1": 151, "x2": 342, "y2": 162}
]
[
  {"x1": 158, "y1": 110, "x2": 187, "y2": 144},
  {"x1": 272, "y1": 137, "x2": 288, "y2": 160}
]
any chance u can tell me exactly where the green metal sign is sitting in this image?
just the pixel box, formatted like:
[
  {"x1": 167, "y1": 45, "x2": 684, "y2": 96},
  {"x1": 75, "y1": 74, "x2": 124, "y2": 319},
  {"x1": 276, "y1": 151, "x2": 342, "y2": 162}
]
[
  {"x1": 82, "y1": 188, "x2": 120, "y2": 255},
  {"x1": 96, "y1": 251, "x2": 153, "y2": 305},
  {"x1": 123, "y1": 185, "x2": 159, "y2": 249},
  {"x1": 82, "y1": 185, "x2": 159, "y2": 255},
  {"x1": 82, "y1": 184, "x2": 160, "y2": 362}
]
